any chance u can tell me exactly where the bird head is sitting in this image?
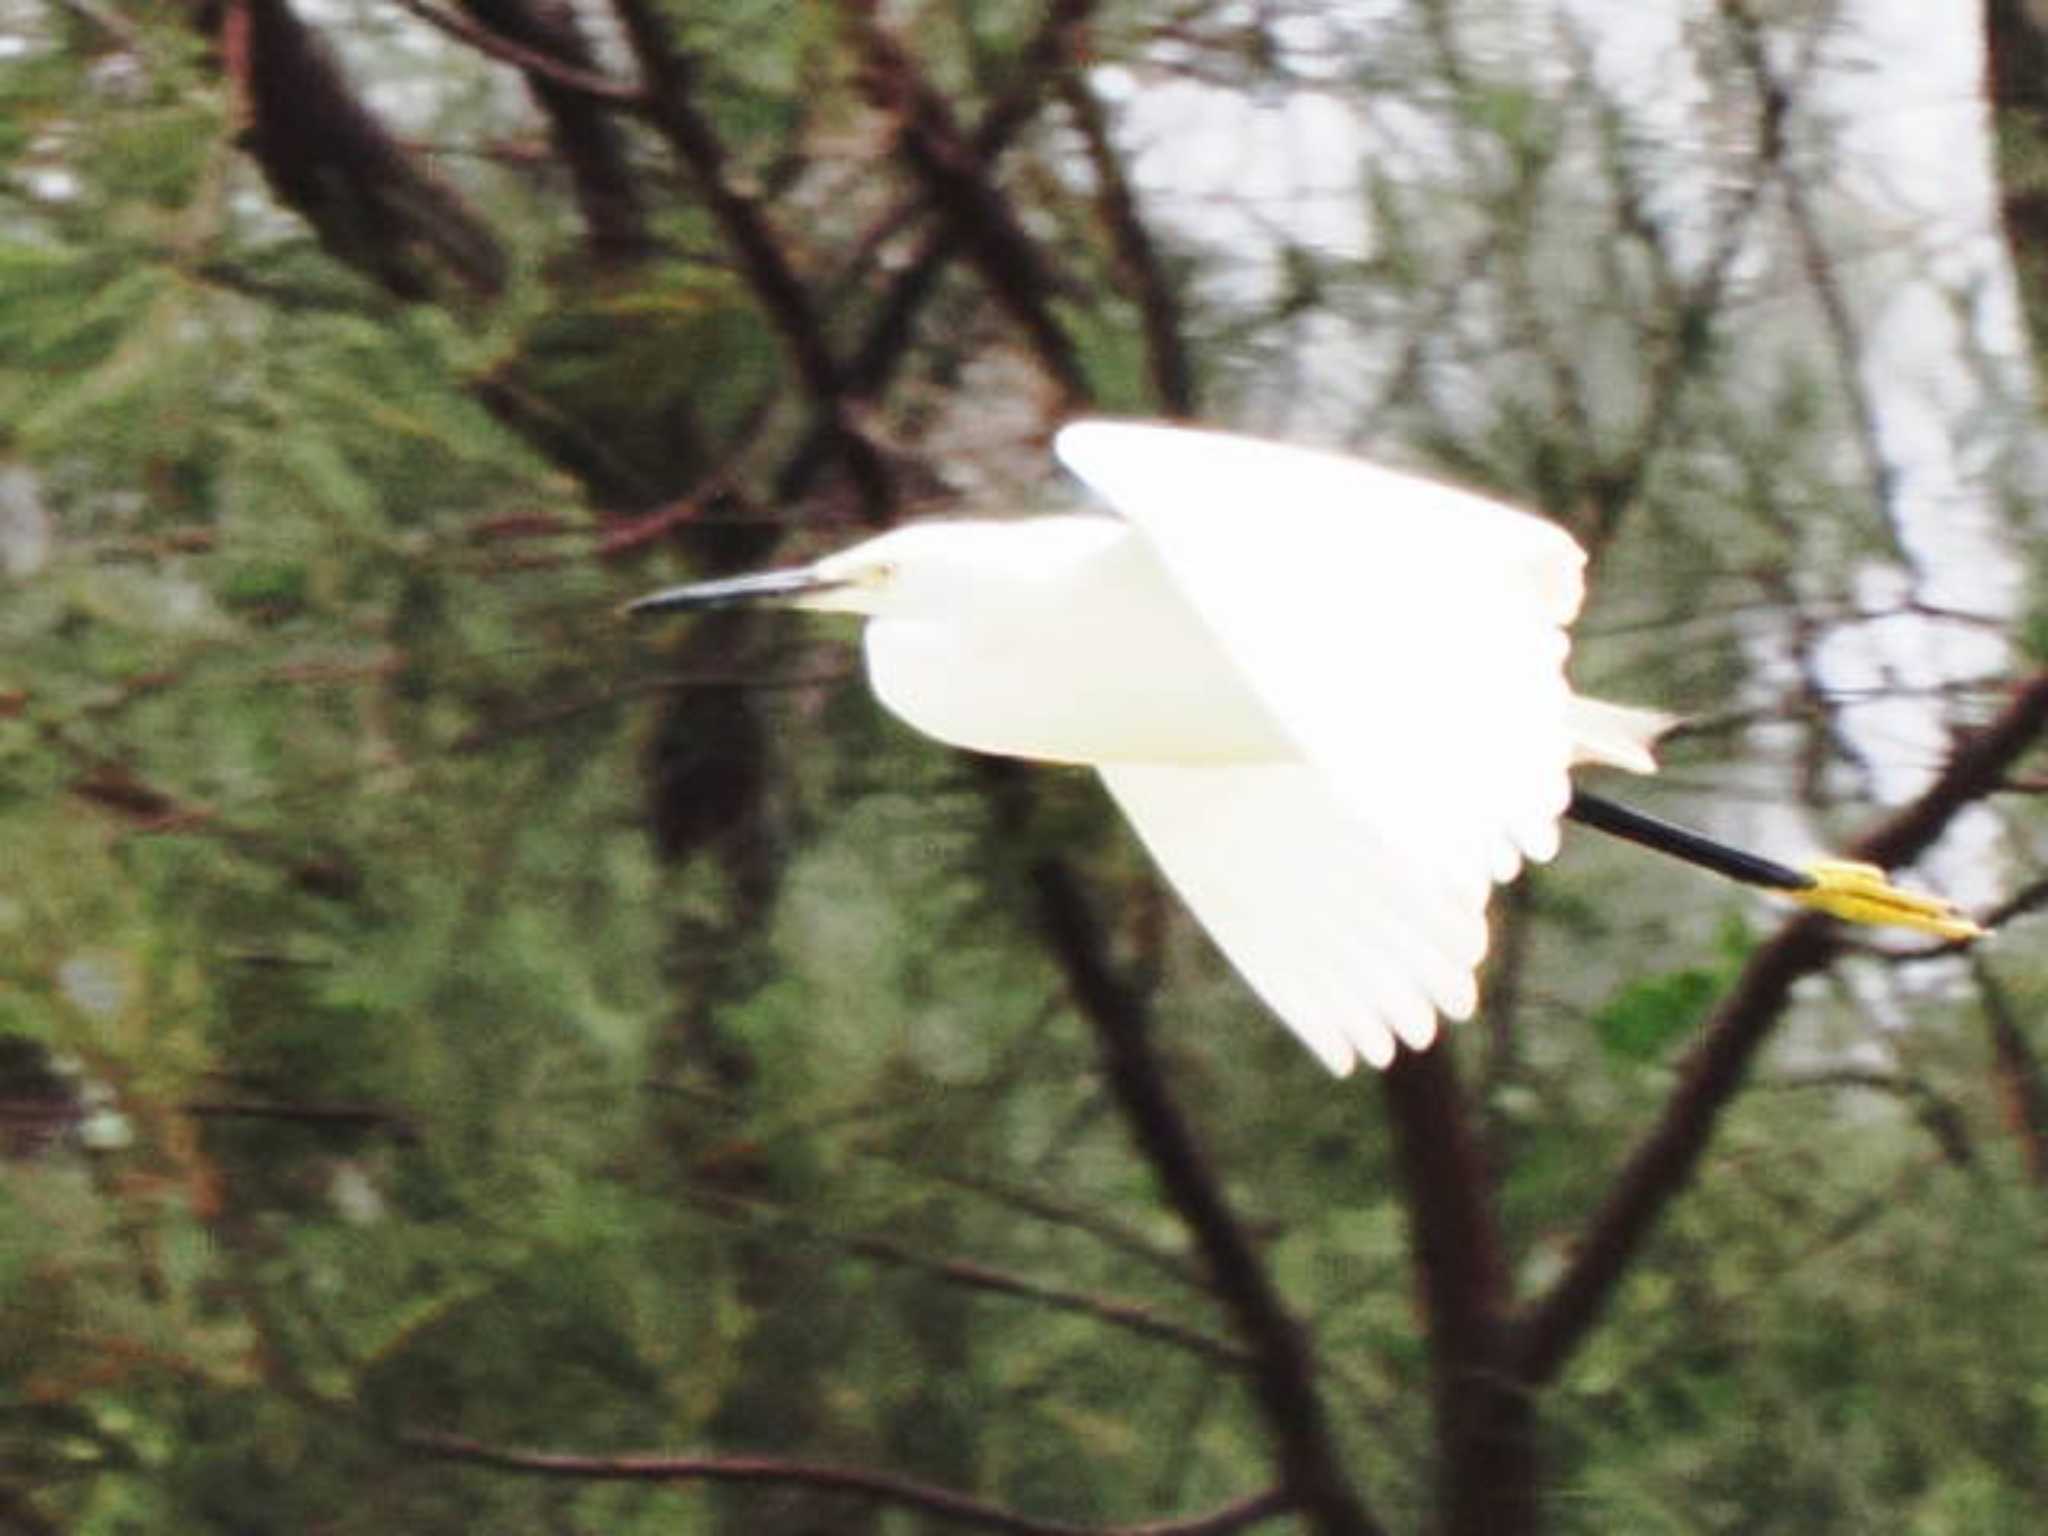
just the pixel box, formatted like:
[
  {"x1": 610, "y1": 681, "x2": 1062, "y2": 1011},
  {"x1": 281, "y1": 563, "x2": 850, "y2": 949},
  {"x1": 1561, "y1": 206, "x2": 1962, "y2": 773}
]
[
  {"x1": 625, "y1": 519, "x2": 1125, "y2": 622},
  {"x1": 619, "y1": 547, "x2": 882, "y2": 619}
]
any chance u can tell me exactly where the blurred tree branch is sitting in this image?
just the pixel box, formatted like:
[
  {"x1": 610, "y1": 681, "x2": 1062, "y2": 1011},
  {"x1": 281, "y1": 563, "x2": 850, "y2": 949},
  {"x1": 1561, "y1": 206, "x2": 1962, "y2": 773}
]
[
  {"x1": 612, "y1": 0, "x2": 893, "y2": 522},
  {"x1": 220, "y1": 0, "x2": 507, "y2": 298},
  {"x1": 838, "y1": 0, "x2": 1090, "y2": 407},
  {"x1": 1061, "y1": 71, "x2": 1196, "y2": 416},
  {"x1": 449, "y1": 0, "x2": 653, "y2": 264},
  {"x1": 685, "y1": 1186, "x2": 1252, "y2": 1367},
  {"x1": 1972, "y1": 957, "x2": 2048, "y2": 1186},
  {"x1": 397, "y1": 1431, "x2": 1289, "y2": 1536},
  {"x1": 1986, "y1": 0, "x2": 2048, "y2": 352},
  {"x1": 390, "y1": 1, "x2": 644, "y2": 105},
  {"x1": 776, "y1": 0, "x2": 1101, "y2": 501},
  {"x1": 1381, "y1": 1047, "x2": 1533, "y2": 1536}
]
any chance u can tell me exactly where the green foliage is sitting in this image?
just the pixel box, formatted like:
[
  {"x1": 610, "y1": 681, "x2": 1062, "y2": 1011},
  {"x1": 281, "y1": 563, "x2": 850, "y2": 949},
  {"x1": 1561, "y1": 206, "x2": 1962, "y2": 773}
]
[
  {"x1": 2020, "y1": 538, "x2": 2048, "y2": 666},
  {"x1": 1551, "y1": 1110, "x2": 2048, "y2": 1535},
  {"x1": 1590, "y1": 967, "x2": 1721, "y2": 1063}
]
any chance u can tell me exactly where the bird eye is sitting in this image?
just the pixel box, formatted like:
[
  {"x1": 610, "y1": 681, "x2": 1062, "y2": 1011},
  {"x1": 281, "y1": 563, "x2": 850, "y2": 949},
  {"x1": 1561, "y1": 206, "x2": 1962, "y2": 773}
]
[{"x1": 868, "y1": 561, "x2": 899, "y2": 586}]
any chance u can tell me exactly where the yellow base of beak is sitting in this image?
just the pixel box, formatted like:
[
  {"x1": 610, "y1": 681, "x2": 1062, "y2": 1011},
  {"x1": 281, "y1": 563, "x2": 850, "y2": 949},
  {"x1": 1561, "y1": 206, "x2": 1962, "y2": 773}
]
[{"x1": 1787, "y1": 859, "x2": 1983, "y2": 941}]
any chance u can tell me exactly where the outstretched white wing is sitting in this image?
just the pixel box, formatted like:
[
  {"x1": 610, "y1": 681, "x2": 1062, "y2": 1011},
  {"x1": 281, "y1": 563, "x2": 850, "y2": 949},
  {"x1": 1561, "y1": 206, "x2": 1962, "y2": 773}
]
[
  {"x1": 1058, "y1": 421, "x2": 1590, "y2": 1068},
  {"x1": 1100, "y1": 763, "x2": 1487, "y2": 1075}
]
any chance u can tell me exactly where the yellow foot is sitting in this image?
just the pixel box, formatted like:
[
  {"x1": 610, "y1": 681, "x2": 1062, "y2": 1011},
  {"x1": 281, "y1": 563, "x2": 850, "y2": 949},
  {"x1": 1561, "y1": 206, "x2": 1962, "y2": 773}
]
[{"x1": 1788, "y1": 859, "x2": 1983, "y2": 941}]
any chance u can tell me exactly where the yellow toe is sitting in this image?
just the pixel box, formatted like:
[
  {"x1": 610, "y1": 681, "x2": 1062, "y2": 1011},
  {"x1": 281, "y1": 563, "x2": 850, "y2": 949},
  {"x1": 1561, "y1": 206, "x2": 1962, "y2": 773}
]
[{"x1": 1787, "y1": 859, "x2": 1983, "y2": 941}]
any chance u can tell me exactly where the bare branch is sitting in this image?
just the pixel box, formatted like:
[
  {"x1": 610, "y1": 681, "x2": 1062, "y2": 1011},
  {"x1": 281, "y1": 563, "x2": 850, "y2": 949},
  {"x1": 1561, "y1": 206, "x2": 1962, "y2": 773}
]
[
  {"x1": 1513, "y1": 915, "x2": 1839, "y2": 1387},
  {"x1": 1566, "y1": 0, "x2": 1798, "y2": 562},
  {"x1": 1380, "y1": 1047, "x2": 1534, "y2": 1534},
  {"x1": 773, "y1": 0, "x2": 1098, "y2": 505},
  {"x1": 1984, "y1": 0, "x2": 2048, "y2": 352},
  {"x1": 918, "y1": 1159, "x2": 1209, "y2": 1291},
  {"x1": 399, "y1": 1431, "x2": 1289, "y2": 1536},
  {"x1": 1973, "y1": 957, "x2": 2048, "y2": 1186},
  {"x1": 1846, "y1": 674, "x2": 2048, "y2": 867},
  {"x1": 1762, "y1": 1068, "x2": 1977, "y2": 1171},
  {"x1": 1061, "y1": 72, "x2": 1196, "y2": 415},
  {"x1": 611, "y1": 0, "x2": 893, "y2": 521},
  {"x1": 388, "y1": 1, "x2": 645, "y2": 104},
  {"x1": 440, "y1": 0, "x2": 652, "y2": 262},
  {"x1": 838, "y1": 0, "x2": 1090, "y2": 406},
  {"x1": 687, "y1": 1188, "x2": 1250, "y2": 1368},
  {"x1": 1723, "y1": 0, "x2": 1916, "y2": 579},
  {"x1": 223, "y1": 0, "x2": 506, "y2": 300},
  {"x1": 1986, "y1": 873, "x2": 2048, "y2": 931}
]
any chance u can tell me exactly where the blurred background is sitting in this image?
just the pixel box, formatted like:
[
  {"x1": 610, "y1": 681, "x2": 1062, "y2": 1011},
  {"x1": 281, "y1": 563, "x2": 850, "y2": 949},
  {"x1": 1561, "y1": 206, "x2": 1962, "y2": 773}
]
[{"x1": 1, "y1": 2, "x2": 2045, "y2": 1532}]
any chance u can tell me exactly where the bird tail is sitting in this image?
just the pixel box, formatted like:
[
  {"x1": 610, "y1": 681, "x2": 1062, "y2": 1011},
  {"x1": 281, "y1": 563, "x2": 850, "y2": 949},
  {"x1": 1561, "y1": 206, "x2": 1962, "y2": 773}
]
[{"x1": 1568, "y1": 697, "x2": 1679, "y2": 774}]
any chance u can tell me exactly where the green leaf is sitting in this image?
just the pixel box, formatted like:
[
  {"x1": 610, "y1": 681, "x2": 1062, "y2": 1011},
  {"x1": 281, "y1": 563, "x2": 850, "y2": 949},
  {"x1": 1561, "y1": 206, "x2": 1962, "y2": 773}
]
[{"x1": 1590, "y1": 967, "x2": 1721, "y2": 1063}]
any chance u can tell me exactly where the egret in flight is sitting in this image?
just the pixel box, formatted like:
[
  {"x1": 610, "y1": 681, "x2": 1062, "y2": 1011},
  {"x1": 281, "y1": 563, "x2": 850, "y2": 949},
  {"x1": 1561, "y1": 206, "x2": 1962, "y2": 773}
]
[{"x1": 629, "y1": 423, "x2": 1978, "y2": 1075}]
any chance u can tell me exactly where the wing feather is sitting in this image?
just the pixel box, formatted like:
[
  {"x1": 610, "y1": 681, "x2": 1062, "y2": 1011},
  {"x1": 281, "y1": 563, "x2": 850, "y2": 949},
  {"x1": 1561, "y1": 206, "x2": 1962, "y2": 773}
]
[
  {"x1": 1100, "y1": 763, "x2": 1491, "y2": 1075},
  {"x1": 1055, "y1": 424, "x2": 1585, "y2": 867},
  {"x1": 1063, "y1": 422, "x2": 1591, "y2": 1066}
]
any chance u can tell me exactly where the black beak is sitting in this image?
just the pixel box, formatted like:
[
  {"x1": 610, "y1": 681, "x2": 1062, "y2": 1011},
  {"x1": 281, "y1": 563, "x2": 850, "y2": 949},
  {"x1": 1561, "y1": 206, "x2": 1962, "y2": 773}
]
[{"x1": 623, "y1": 568, "x2": 845, "y2": 616}]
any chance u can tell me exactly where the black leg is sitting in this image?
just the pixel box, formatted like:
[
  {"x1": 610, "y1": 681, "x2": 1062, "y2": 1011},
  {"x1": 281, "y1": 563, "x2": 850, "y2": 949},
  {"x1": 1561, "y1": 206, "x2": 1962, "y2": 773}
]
[{"x1": 1564, "y1": 791, "x2": 1816, "y2": 892}]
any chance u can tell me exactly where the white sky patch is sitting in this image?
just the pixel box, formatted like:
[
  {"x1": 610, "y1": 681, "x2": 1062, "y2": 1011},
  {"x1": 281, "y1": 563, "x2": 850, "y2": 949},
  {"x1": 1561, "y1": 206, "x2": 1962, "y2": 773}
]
[
  {"x1": 25, "y1": 166, "x2": 78, "y2": 203},
  {"x1": 1124, "y1": 78, "x2": 1373, "y2": 291}
]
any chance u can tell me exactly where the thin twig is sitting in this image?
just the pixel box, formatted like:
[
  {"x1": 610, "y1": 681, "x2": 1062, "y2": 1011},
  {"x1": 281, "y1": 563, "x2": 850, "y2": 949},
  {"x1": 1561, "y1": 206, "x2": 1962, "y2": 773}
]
[
  {"x1": 686, "y1": 1188, "x2": 1250, "y2": 1367},
  {"x1": 1761, "y1": 1068, "x2": 1976, "y2": 1171},
  {"x1": 1565, "y1": 0, "x2": 1801, "y2": 562},
  {"x1": 838, "y1": 0, "x2": 1090, "y2": 405},
  {"x1": 387, "y1": 0, "x2": 645, "y2": 103},
  {"x1": 1984, "y1": 872, "x2": 2048, "y2": 930},
  {"x1": 771, "y1": 0, "x2": 1098, "y2": 507},
  {"x1": 1723, "y1": 0, "x2": 1918, "y2": 580},
  {"x1": 1061, "y1": 71, "x2": 1195, "y2": 415},
  {"x1": 917, "y1": 1160, "x2": 1209, "y2": 1291},
  {"x1": 611, "y1": 0, "x2": 893, "y2": 521},
  {"x1": 399, "y1": 1431, "x2": 1289, "y2": 1536}
]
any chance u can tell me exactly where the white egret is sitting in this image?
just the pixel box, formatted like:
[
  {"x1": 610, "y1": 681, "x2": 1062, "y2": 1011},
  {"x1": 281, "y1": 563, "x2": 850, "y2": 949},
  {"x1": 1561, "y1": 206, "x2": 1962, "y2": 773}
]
[{"x1": 629, "y1": 422, "x2": 1978, "y2": 1075}]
